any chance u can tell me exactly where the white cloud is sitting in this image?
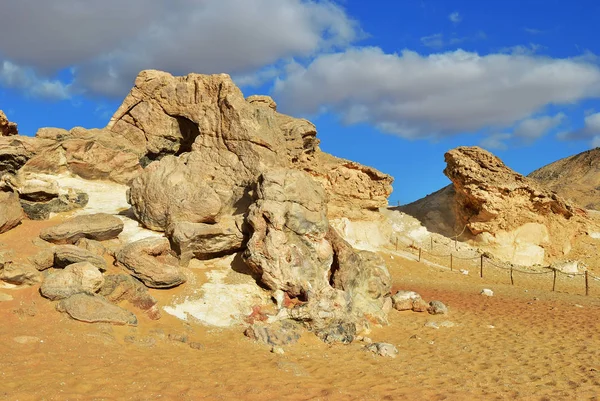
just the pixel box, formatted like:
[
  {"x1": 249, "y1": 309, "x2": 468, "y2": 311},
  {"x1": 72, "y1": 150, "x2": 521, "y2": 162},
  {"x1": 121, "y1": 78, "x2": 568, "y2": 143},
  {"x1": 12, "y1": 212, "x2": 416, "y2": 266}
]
[
  {"x1": 0, "y1": 61, "x2": 71, "y2": 100},
  {"x1": 560, "y1": 113, "x2": 600, "y2": 144},
  {"x1": 480, "y1": 133, "x2": 511, "y2": 150},
  {"x1": 273, "y1": 47, "x2": 600, "y2": 139},
  {"x1": 449, "y1": 12, "x2": 462, "y2": 24},
  {"x1": 514, "y1": 113, "x2": 565, "y2": 140},
  {"x1": 0, "y1": 0, "x2": 360, "y2": 97}
]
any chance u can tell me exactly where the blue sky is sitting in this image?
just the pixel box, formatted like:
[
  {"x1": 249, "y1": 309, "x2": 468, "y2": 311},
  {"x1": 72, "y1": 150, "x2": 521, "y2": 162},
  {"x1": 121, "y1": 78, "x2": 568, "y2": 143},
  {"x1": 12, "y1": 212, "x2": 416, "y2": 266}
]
[{"x1": 1, "y1": 0, "x2": 599, "y2": 205}]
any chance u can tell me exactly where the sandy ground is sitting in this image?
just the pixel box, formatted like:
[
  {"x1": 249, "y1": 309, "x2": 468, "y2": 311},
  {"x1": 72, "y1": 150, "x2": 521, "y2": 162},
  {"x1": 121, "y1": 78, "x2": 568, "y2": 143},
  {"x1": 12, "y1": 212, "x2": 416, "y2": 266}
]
[{"x1": 2, "y1": 220, "x2": 600, "y2": 401}]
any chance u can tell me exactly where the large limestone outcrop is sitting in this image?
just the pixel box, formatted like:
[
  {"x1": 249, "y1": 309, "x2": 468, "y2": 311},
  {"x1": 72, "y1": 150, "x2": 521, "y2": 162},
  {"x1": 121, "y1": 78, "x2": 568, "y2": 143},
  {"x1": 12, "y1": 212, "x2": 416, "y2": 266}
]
[
  {"x1": 244, "y1": 169, "x2": 391, "y2": 341},
  {"x1": 403, "y1": 146, "x2": 593, "y2": 266},
  {"x1": 0, "y1": 110, "x2": 18, "y2": 137},
  {"x1": 529, "y1": 147, "x2": 600, "y2": 210},
  {"x1": 113, "y1": 70, "x2": 392, "y2": 229}
]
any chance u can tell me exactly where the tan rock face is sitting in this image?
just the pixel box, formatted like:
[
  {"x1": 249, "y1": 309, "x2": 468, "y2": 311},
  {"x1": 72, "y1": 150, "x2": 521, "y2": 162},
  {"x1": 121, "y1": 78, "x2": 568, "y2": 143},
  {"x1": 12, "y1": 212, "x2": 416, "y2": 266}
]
[
  {"x1": 444, "y1": 146, "x2": 576, "y2": 236},
  {"x1": 0, "y1": 111, "x2": 18, "y2": 137},
  {"x1": 108, "y1": 70, "x2": 391, "y2": 224}
]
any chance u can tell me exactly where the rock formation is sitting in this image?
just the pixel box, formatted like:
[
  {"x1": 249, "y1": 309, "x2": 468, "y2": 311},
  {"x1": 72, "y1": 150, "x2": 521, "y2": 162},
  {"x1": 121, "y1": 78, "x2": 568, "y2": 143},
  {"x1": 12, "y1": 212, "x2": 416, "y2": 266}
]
[
  {"x1": 529, "y1": 147, "x2": 600, "y2": 210},
  {"x1": 0, "y1": 110, "x2": 18, "y2": 137},
  {"x1": 111, "y1": 70, "x2": 392, "y2": 223},
  {"x1": 0, "y1": 69, "x2": 395, "y2": 344},
  {"x1": 402, "y1": 146, "x2": 595, "y2": 266}
]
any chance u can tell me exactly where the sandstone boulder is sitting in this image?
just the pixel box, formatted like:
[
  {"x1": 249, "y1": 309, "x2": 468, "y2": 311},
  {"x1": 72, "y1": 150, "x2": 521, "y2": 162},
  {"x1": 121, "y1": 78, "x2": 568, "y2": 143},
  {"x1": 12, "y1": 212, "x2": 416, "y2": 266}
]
[
  {"x1": 40, "y1": 213, "x2": 124, "y2": 244},
  {"x1": 99, "y1": 274, "x2": 161, "y2": 320},
  {"x1": 0, "y1": 262, "x2": 41, "y2": 286},
  {"x1": 0, "y1": 191, "x2": 25, "y2": 233},
  {"x1": 127, "y1": 155, "x2": 224, "y2": 231},
  {"x1": 391, "y1": 290, "x2": 429, "y2": 312},
  {"x1": 0, "y1": 111, "x2": 18, "y2": 137},
  {"x1": 168, "y1": 217, "x2": 245, "y2": 264},
  {"x1": 53, "y1": 245, "x2": 107, "y2": 272},
  {"x1": 29, "y1": 248, "x2": 55, "y2": 271},
  {"x1": 56, "y1": 293, "x2": 137, "y2": 325},
  {"x1": 40, "y1": 262, "x2": 104, "y2": 300},
  {"x1": 115, "y1": 238, "x2": 186, "y2": 288}
]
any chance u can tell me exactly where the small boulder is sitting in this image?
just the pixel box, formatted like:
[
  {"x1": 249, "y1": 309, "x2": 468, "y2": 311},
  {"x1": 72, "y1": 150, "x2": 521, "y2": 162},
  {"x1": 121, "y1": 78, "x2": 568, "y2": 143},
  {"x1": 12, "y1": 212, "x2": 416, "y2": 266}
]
[
  {"x1": 0, "y1": 191, "x2": 25, "y2": 234},
  {"x1": 29, "y1": 247, "x2": 55, "y2": 271},
  {"x1": 0, "y1": 262, "x2": 41, "y2": 286},
  {"x1": 75, "y1": 238, "x2": 106, "y2": 256},
  {"x1": 392, "y1": 290, "x2": 429, "y2": 312},
  {"x1": 115, "y1": 238, "x2": 186, "y2": 288},
  {"x1": 167, "y1": 218, "x2": 245, "y2": 264},
  {"x1": 427, "y1": 300, "x2": 449, "y2": 315},
  {"x1": 54, "y1": 245, "x2": 107, "y2": 272},
  {"x1": 40, "y1": 262, "x2": 104, "y2": 301},
  {"x1": 40, "y1": 213, "x2": 124, "y2": 244},
  {"x1": 56, "y1": 293, "x2": 137, "y2": 325},
  {"x1": 99, "y1": 274, "x2": 161, "y2": 320},
  {"x1": 481, "y1": 288, "x2": 494, "y2": 297},
  {"x1": 366, "y1": 342, "x2": 399, "y2": 358},
  {"x1": 244, "y1": 319, "x2": 303, "y2": 346}
]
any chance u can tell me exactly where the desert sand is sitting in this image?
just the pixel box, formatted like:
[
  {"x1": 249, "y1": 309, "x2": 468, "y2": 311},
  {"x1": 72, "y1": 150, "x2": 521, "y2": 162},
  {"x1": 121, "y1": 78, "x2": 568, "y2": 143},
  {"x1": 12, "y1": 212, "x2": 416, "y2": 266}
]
[{"x1": 2, "y1": 219, "x2": 599, "y2": 401}]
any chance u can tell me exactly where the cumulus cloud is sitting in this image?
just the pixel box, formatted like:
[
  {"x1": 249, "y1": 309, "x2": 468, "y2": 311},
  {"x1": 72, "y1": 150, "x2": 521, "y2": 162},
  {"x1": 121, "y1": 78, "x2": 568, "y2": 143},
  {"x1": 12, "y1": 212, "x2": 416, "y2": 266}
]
[
  {"x1": 560, "y1": 113, "x2": 600, "y2": 145},
  {"x1": 449, "y1": 12, "x2": 462, "y2": 24},
  {"x1": 273, "y1": 47, "x2": 600, "y2": 139},
  {"x1": 0, "y1": 61, "x2": 71, "y2": 100},
  {"x1": 514, "y1": 113, "x2": 565, "y2": 140},
  {"x1": 0, "y1": 0, "x2": 359, "y2": 97}
]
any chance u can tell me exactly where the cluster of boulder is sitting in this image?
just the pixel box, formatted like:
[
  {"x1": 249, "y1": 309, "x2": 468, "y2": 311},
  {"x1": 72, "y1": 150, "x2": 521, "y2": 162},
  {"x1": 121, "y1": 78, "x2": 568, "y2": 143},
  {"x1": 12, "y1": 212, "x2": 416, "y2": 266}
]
[{"x1": 0, "y1": 71, "x2": 398, "y2": 344}]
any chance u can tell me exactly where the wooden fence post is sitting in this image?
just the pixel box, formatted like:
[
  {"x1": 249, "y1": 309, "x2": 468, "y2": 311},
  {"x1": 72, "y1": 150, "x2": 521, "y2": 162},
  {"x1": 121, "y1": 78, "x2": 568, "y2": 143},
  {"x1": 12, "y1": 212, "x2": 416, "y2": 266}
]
[
  {"x1": 480, "y1": 254, "x2": 483, "y2": 278},
  {"x1": 510, "y1": 266, "x2": 514, "y2": 285},
  {"x1": 418, "y1": 248, "x2": 422, "y2": 262},
  {"x1": 395, "y1": 237, "x2": 398, "y2": 251},
  {"x1": 450, "y1": 253, "x2": 453, "y2": 271},
  {"x1": 552, "y1": 269, "x2": 557, "y2": 292},
  {"x1": 586, "y1": 270, "x2": 589, "y2": 296}
]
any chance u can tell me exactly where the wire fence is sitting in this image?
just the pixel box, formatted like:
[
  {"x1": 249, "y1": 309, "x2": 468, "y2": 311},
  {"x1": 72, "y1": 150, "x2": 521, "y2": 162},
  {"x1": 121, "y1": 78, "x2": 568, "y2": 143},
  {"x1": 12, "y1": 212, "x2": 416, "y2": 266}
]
[{"x1": 392, "y1": 233, "x2": 599, "y2": 297}]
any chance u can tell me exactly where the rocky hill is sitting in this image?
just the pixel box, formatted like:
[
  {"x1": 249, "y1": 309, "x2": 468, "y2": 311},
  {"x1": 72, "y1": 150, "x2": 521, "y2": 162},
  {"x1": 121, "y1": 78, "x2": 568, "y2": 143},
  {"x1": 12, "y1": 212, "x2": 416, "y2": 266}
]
[{"x1": 528, "y1": 147, "x2": 600, "y2": 210}]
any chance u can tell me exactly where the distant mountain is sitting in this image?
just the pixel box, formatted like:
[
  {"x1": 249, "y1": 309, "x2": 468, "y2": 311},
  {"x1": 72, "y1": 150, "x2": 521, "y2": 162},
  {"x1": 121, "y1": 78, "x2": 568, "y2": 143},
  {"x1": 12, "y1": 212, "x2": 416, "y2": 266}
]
[{"x1": 528, "y1": 148, "x2": 600, "y2": 210}]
